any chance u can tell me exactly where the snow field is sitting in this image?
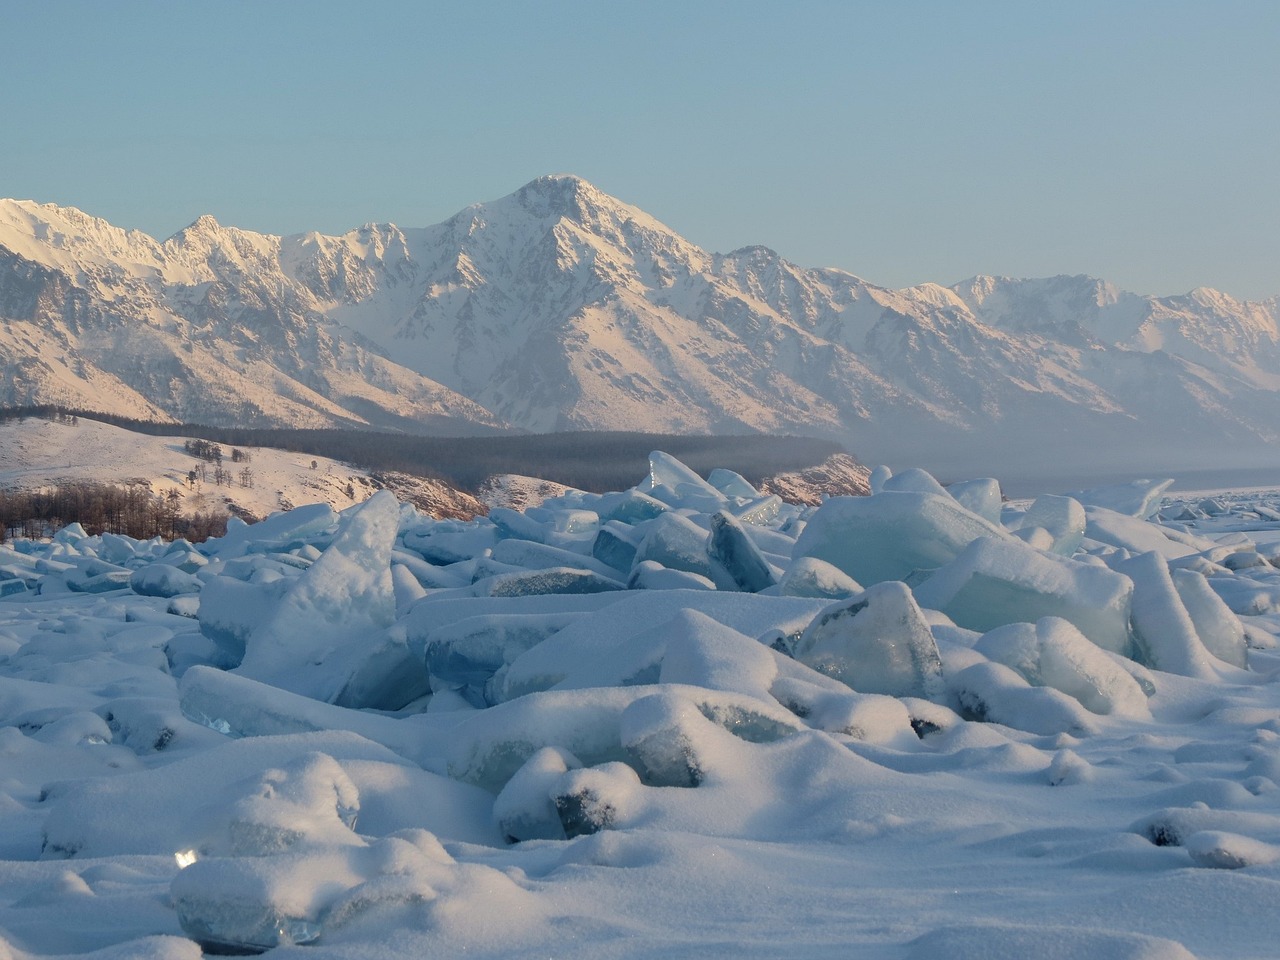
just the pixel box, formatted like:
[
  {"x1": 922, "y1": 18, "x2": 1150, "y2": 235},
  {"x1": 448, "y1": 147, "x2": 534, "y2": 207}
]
[{"x1": 2, "y1": 455, "x2": 1280, "y2": 957}]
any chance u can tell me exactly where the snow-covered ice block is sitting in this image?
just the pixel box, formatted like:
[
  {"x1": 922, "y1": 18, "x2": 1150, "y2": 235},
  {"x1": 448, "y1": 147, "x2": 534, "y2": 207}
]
[
  {"x1": 949, "y1": 661, "x2": 1099, "y2": 736},
  {"x1": 791, "y1": 492, "x2": 1010, "y2": 586},
  {"x1": 178, "y1": 666, "x2": 416, "y2": 754},
  {"x1": 197, "y1": 577, "x2": 289, "y2": 667},
  {"x1": 494, "y1": 591, "x2": 826, "y2": 702},
  {"x1": 1117, "y1": 551, "x2": 1217, "y2": 679},
  {"x1": 882, "y1": 466, "x2": 948, "y2": 497},
  {"x1": 1018, "y1": 494, "x2": 1086, "y2": 556},
  {"x1": 731, "y1": 494, "x2": 784, "y2": 526},
  {"x1": 39, "y1": 732, "x2": 405, "y2": 859},
  {"x1": 1172, "y1": 568, "x2": 1247, "y2": 668},
  {"x1": 401, "y1": 522, "x2": 495, "y2": 565},
  {"x1": 621, "y1": 691, "x2": 720, "y2": 787},
  {"x1": 707, "y1": 511, "x2": 777, "y2": 592},
  {"x1": 205, "y1": 502, "x2": 337, "y2": 559},
  {"x1": 627, "y1": 561, "x2": 717, "y2": 591},
  {"x1": 488, "y1": 506, "x2": 550, "y2": 544},
  {"x1": 442, "y1": 684, "x2": 803, "y2": 793},
  {"x1": 655, "y1": 610, "x2": 778, "y2": 701},
  {"x1": 778, "y1": 556, "x2": 863, "y2": 600},
  {"x1": 1184, "y1": 830, "x2": 1280, "y2": 869},
  {"x1": 905, "y1": 922, "x2": 1196, "y2": 960},
  {"x1": 1067, "y1": 478, "x2": 1175, "y2": 519},
  {"x1": 974, "y1": 618, "x2": 1149, "y2": 717},
  {"x1": 171, "y1": 834, "x2": 458, "y2": 952},
  {"x1": 793, "y1": 582, "x2": 943, "y2": 699},
  {"x1": 493, "y1": 746, "x2": 582, "y2": 842},
  {"x1": 551, "y1": 762, "x2": 643, "y2": 838},
  {"x1": 129, "y1": 565, "x2": 201, "y2": 599},
  {"x1": 1085, "y1": 506, "x2": 1204, "y2": 560},
  {"x1": 914, "y1": 536, "x2": 1135, "y2": 656}
]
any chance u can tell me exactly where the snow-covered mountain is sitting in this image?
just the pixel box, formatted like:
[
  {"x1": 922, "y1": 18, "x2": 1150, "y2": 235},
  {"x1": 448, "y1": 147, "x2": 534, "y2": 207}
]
[{"x1": 3, "y1": 176, "x2": 1279, "y2": 476}]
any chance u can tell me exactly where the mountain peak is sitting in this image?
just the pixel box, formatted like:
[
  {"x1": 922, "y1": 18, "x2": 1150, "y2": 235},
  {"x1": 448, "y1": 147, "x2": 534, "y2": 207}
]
[{"x1": 512, "y1": 174, "x2": 612, "y2": 222}]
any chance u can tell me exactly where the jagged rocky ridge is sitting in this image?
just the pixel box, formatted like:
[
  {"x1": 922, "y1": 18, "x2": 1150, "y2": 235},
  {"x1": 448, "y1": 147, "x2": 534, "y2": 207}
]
[{"x1": 2, "y1": 176, "x2": 1278, "y2": 471}]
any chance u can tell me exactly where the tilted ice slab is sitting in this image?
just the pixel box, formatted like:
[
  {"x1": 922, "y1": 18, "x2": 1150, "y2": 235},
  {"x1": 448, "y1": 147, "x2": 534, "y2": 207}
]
[
  {"x1": 232, "y1": 492, "x2": 426, "y2": 709},
  {"x1": 914, "y1": 536, "x2": 1135, "y2": 657},
  {"x1": 792, "y1": 491, "x2": 1011, "y2": 586}
]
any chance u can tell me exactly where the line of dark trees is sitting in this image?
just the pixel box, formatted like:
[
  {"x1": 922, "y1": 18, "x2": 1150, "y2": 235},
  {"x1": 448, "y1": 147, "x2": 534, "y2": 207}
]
[
  {"x1": 0, "y1": 481, "x2": 228, "y2": 543},
  {"x1": 1, "y1": 406, "x2": 845, "y2": 492}
]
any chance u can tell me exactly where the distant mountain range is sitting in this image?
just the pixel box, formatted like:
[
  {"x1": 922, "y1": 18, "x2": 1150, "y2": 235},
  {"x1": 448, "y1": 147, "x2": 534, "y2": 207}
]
[{"x1": 3, "y1": 175, "x2": 1278, "y2": 477}]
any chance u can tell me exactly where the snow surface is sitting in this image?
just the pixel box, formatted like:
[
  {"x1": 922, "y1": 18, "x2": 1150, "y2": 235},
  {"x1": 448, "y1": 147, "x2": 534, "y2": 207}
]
[{"x1": 3, "y1": 454, "x2": 1280, "y2": 958}]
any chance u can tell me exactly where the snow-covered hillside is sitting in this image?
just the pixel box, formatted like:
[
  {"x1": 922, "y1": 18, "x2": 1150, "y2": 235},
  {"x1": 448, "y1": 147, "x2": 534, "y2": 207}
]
[
  {"x1": 3, "y1": 177, "x2": 1280, "y2": 476},
  {"x1": 0, "y1": 416, "x2": 486, "y2": 521},
  {"x1": 3, "y1": 453, "x2": 1280, "y2": 958}
]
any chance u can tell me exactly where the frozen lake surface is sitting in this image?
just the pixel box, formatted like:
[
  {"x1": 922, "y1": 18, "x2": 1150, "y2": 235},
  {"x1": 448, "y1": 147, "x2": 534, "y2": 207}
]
[{"x1": 2, "y1": 454, "x2": 1280, "y2": 959}]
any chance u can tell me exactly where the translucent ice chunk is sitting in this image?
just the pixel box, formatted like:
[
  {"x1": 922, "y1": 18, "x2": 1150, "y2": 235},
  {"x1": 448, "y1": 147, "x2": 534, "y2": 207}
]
[
  {"x1": 793, "y1": 582, "x2": 944, "y2": 699},
  {"x1": 1066, "y1": 478, "x2": 1174, "y2": 519},
  {"x1": 707, "y1": 468, "x2": 760, "y2": 499},
  {"x1": 792, "y1": 492, "x2": 1010, "y2": 586},
  {"x1": 424, "y1": 612, "x2": 584, "y2": 706},
  {"x1": 732, "y1": 495, "x2": 783, "y2": 527},
  {"x1": 491, "y1": 538, "x2": 616, "y2": 578},
  {"x1": 707, "y1": 511, "x2": 778, "y2": 593},
  {"x1": 475, "y1": 567, "x2": 626, "y2": 598},
  {"x1": 630, "y1": 512, "x2": 714, "y2": 580},
  {"x1": 946, "y1": 478, "x2": 1003, "y2": 525},
  {"x1": 595, "y1": 489, "x2": 669, "y2": 524},
  {"x1": 646, "y1": 451, "x2": 727, "y2": 508},
  {"x1": 914, "y1": 536, "x2": 1135, "y2": 657},
  {"x1": 591, "y1": 522, "x2": 640, "y2": 573}
]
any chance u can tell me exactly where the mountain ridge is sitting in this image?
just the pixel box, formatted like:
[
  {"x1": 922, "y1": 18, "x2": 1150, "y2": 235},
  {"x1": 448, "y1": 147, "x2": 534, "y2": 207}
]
[{"x1": 3, "y1": 177, "x2": 1280, "y2": 478}]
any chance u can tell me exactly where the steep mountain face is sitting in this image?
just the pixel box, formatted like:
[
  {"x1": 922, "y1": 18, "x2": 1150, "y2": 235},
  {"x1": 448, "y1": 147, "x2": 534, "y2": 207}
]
[{"x1": 2, "y1": 177, "x2": 1279, "y2": 476}]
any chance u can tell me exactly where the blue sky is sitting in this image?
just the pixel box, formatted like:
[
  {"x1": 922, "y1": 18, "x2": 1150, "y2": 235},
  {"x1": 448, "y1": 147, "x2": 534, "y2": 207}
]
[{"x1": 4, "y1": 0, "x2": 1277, "y2": 299}]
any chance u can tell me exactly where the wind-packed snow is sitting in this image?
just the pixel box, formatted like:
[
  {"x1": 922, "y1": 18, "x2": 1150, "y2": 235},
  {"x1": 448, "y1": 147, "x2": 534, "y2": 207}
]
[{"x1": 4, "y1": 452, "x2": 1280, "y2": 958}]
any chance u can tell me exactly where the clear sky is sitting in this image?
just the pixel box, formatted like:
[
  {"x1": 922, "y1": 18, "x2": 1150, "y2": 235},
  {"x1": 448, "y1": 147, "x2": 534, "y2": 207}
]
[{"x1": 4, "y1": 0, "x2": 1277, "y2": 299}]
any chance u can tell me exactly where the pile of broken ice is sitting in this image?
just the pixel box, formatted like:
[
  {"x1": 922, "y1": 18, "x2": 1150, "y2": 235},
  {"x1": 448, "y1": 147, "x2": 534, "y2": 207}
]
[{"x1": 3, "y1": 452, "x2": 1279, "y2": 953}]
